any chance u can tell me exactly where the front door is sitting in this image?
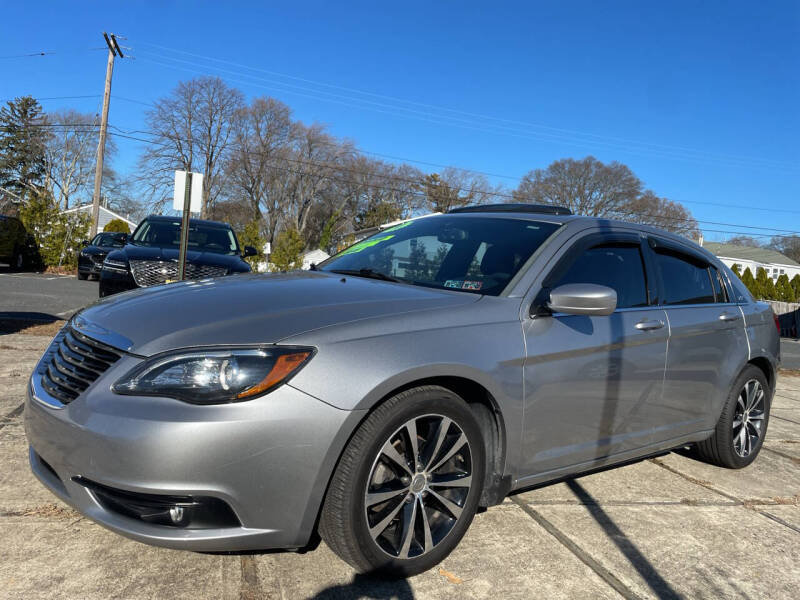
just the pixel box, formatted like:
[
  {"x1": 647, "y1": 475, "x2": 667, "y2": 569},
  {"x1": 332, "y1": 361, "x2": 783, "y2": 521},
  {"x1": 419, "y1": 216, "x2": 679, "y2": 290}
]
[{"x1": 520, "y1": 235, "x2": 668, "y2": 479}]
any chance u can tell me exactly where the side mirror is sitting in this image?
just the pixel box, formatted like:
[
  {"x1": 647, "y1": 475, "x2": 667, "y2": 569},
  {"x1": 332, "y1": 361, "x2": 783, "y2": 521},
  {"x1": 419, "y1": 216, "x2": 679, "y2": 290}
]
[
  {"x1": 81, "y1": 239, "x2": 91, "y2": 247},
  {"x1": 243, "y1": 245, "x2": 258, "y2": 258},
  {"x1": 547, "y1": 283, "x2": 617, "y2": 316},
  {"x1": 119, "y1": 233, "x2": 128, "y2": 244}
]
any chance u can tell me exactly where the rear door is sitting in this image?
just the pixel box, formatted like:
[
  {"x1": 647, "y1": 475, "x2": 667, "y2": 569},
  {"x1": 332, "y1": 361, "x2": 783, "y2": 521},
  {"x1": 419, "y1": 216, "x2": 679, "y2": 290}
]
[
  {"x1": 648, "y1": 238, "x2": 749, "y2": 441},
  {"x1": 520, "y1": 231, "x2": 668, "y2": 477}
]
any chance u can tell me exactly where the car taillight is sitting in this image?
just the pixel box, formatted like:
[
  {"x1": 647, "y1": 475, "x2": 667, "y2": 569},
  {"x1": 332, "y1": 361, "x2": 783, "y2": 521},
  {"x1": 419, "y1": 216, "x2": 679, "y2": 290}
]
[{"x1": 773, "y1": 311, "x2": 780, "y2": 333}]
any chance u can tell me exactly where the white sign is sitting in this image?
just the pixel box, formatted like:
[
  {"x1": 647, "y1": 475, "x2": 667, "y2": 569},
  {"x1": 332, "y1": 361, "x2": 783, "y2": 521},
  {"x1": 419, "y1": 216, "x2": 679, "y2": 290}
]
[{"x1": 173, "y1": 171, "x2": 204, "y2": 213}]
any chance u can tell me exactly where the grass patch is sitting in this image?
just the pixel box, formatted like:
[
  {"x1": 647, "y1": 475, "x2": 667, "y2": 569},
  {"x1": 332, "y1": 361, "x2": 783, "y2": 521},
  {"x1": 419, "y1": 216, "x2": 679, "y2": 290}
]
[{"x1": 0, "y1": 319, "x2": 65, "y2": 336}]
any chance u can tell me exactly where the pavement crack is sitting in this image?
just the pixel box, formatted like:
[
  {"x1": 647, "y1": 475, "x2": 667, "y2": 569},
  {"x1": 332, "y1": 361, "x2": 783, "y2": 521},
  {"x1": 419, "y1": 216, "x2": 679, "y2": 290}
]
[
  {"x1": 648, "y1": 458, "x2": 742, "y2": 504},
  {"x1": 239, "y1": 555, "x2": 262, "y2": 600},
  {"x1": 757, "y1": 510, "x2": 800, "y2": 534},
  {"x1": 510, "y1": 496, "x2": 643, "y2": 600},
  {"x1": 0, "y1": 402, "x2": 24, "y2": 434},
  {"x1": 761, "y1": 446, "x2": 800, "y2": 465}
]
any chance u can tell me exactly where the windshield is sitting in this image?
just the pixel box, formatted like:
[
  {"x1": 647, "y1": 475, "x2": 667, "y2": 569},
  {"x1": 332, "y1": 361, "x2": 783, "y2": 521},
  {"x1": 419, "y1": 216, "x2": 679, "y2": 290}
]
[
  {"x1": 92, "y1": 233, "x2": 126, "y2": 248},
  {"x1": 130, "y1": 219, "x2": 240, "y2": 255},
  {"x1": 320, "y1": 216, "x2": 560, "y2": 295}
]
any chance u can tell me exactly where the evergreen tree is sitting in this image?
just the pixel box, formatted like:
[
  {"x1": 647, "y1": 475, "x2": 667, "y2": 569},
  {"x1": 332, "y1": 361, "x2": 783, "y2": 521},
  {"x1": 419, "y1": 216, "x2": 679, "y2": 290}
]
[
  {"x1": 0, "y1": 96, "x2": 48, "y2": 195},
  {"x1": 741, "y1": 267, "x2": 757, "y2": 298},
  {"x1": 270, "y1": 228, "x2": 304, "y2": 271},
  {"x1": 763, "y1": 275, "x2": 776, "y2": 301},
  {"x1": 103, "y1": 219, "x2": 130, "y2": 234},
  {"x1": 731, "y1": 263, "x2": 741, "y2": 278},
  {"x1": 776, "y1": 274, "x2": 796, "y2": 303},
  {"x1": 791, "y1": 274, "x2": 800, "y2": 300}
]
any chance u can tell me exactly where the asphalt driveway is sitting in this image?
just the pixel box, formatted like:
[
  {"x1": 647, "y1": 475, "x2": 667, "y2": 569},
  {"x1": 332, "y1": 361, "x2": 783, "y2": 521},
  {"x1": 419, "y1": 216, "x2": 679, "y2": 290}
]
[
  {"x1": 1, "y1": 333, "x2": 798, "y2": 599},
  {"x1": 0, "y1": 271, "x2": 98, "y2": 321}
]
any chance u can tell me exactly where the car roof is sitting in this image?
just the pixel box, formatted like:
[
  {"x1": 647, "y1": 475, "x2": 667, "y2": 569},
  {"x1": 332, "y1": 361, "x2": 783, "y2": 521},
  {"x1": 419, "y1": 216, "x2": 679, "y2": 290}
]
[
  {"x1": 435, "y1": 210, "x2": 709, "y2": 255},
  {"x1": 141, "y1": 214, "x2": 233, "y2": 229}
]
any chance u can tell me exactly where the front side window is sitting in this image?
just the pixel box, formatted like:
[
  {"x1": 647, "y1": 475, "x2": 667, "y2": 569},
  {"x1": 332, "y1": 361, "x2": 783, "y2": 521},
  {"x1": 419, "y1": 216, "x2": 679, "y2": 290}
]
[
  {"x1": 654, "y1": 248, "x2": 714, "y2": 305},
  {"x1": 553, "y1": 243, "x2": 648, "y2": 309},
  {"x1": 321, "y1": 216, "x2": 560, "y2": 295}
]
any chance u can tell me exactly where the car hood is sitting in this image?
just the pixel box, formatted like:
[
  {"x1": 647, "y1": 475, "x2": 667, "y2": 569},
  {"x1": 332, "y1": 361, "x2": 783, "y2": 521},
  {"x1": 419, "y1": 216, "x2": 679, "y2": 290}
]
[
  {"x1": 113, "y1": 244, "x2": 246, "y2": 269},
  {"x1": 75, "y1": 271, "x2": 480, "y2": 355}
]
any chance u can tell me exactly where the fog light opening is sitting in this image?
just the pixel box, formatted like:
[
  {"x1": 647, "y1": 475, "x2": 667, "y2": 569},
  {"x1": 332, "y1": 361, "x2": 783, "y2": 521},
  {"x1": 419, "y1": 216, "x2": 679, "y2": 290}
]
[{"x1": 169, "y1": 505, "x2": 188, "y2": 526}]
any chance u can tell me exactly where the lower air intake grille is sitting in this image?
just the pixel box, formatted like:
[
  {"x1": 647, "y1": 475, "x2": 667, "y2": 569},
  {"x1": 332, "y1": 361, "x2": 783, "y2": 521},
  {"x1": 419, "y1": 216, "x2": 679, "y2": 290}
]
[
  {"x1": 129, "y1": 260, "x2": 227, "y2": 287},
  {"x1": 39, "y1": 328, "x2": 122, "y2": 405}
]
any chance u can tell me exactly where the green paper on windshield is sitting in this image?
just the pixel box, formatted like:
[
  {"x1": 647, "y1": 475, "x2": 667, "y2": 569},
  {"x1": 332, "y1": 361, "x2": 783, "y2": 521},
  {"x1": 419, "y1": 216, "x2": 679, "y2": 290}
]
[{"x1": 339, "y1": 234, "x2": 395, "y2": 256}]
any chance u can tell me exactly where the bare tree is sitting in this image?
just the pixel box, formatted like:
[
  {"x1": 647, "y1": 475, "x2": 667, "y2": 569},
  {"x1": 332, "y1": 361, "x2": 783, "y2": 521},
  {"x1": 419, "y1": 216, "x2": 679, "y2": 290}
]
[
  {"x1": 43, "y1": 109, "x2": 119, "y2": 209},
  {"x1": 766, "y1": 235, "x2": 800, "y2": 263},
  {"x1": 223, "y1": 96, "x2": 293, "y2": 244},
  {"x1": 622, "y1": 190, "x2": 699, "y2": 237},
  {"x1": 514, "y1": 156, "x2": 642, "y2": 218},
  {"x1": 139, "y1": 76, "x2": 244, "y2": 217},
  {"x1": 725, "y1": 235, "x2": 762, "y2": 247},
  {"x1": 416, "y1": 167, "x2": 497, "y2": 213}
]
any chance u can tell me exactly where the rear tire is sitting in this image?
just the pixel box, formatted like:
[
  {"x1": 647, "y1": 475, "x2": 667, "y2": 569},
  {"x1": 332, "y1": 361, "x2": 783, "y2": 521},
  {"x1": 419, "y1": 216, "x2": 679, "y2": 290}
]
[
  {"x1": 77, "y1": 271, "x2": 88, "y2": 280},
  {"x1": 695, "y1": 365, "x2": 771, "y2": 468},
  {"x1": 12, "y1": 248, "x2": 24, "y2": 271},
  {"x1": 319, "y1": 386, "x2": 485, "y2": 576}
]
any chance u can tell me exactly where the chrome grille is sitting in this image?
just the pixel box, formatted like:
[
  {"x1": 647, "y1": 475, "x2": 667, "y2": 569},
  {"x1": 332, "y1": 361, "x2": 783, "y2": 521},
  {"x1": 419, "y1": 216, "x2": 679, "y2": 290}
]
[
  {"x1": 38, "y1": 328, "x2": 123, "y2": 405},
  {"x1": 129, "y1": 260, "x2": 227, "y2": 287},
  {"x1": 90, "y1": 253, "x2": 106, "y2": 265}
]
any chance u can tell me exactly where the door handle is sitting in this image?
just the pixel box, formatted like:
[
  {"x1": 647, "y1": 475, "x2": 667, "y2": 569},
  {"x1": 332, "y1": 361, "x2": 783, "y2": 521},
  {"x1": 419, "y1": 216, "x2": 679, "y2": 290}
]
[
  {"x1": 635, "y1": 319, "x2": 665, "y2": 331},
  {"x1": 719, "y1": 312, "x2": 741, "y2": 322}
]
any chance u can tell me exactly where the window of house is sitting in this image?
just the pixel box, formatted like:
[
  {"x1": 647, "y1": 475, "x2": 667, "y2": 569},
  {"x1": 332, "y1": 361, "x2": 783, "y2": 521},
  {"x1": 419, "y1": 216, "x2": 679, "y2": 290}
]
[
  {"x1": 553, "y1": 243, "x2": 648, "y2": 309},
  {"x1": 654, "y1": 248, "x2": 715, "y2": 305}
]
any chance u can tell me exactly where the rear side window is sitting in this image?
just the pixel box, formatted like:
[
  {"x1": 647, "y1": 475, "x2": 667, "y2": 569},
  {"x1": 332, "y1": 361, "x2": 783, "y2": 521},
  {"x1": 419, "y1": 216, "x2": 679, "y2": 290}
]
[
  {"x1": 654, "y1": 249, "x2": 714, "y2": 305},
  {"x1": 554, "y1": 244, "x2": 648, "y2": 309}
]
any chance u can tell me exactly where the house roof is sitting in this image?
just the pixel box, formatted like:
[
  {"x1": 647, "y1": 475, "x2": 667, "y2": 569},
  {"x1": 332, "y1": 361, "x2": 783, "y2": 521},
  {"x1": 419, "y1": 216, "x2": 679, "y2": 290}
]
[
  {"x1": 62, "y1": 204, "x2": 137, "y2": 228},
  {"x1": 703, "y1": 242, "x2": 800, "y2": 268}
]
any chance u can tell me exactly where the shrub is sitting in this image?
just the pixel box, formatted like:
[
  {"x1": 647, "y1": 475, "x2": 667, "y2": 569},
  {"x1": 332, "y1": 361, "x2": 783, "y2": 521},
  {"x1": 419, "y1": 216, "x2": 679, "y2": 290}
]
[
  {"x1": 19, "y1": 191, "x2": 89, "y2": 269},
  {"x1": 237, "y1": 219, "x2": 266, "y2": 269},
  {"x1": 104, "y1": 218, "x2": 130, "y2": 233},
  {"x1": 270, "y1": 228, "x2": 304, "y2": 272}
]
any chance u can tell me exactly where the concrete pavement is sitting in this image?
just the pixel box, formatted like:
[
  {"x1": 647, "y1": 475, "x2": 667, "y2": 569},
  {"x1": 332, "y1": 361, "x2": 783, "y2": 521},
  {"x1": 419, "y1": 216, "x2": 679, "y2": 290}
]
[{"x1": 1, "y1": 333, "x2": 798, "y2": 599}]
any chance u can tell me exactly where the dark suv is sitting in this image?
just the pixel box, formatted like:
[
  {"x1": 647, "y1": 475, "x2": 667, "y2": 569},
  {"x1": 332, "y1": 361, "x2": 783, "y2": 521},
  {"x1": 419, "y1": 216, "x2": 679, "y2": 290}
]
[
  {"x1": 0, "y1": 214, "x2": 37, "y2": 270},
  {"x1": 78, "y1": 232, "x2": 128, "y2": 280},
  {"x1": 98, "y1": 215, "x2": 256, "y2": 297}
]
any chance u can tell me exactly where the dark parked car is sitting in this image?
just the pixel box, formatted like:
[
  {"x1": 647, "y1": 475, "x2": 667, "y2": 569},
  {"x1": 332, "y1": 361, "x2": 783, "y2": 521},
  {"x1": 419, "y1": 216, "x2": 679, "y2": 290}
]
[
  {"x1": 0, "y1": 214, "x2": 39, "y2": 270},
  {"x1": 98, "y1": 215, "x2": 256, "y2": 297},
  {"x1": 26, "y1": 205, "x2": 779, "y2": 576},
  {"x1": 78, "y1": 232, "x2": 128, "y2": 280}
]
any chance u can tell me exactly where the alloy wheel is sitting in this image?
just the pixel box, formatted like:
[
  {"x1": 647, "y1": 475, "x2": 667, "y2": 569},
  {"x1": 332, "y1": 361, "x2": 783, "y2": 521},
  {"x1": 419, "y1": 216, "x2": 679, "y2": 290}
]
[
  {"x1": 732, "y1": 379, "x2": 765, "y2": 458},
  {"x1": 364, "y1": 414, "x2": 473, "y2": 560}
]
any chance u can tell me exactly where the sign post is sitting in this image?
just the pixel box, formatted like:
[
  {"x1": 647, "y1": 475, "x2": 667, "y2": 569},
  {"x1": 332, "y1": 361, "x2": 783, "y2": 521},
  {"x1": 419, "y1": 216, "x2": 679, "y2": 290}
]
[
  {"x1": 173, "y1": 170, "x2": 203, "y2": 281},
  {"x1": 177, "y1": 172, "x2": 192, "y2": 280}
]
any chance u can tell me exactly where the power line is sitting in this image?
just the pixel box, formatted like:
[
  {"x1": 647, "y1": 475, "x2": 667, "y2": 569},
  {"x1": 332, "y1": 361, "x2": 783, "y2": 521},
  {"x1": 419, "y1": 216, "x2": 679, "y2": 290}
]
[
  {"x1": 0, "y1": 47, "x2": 106, "y2": 59},
  {"x1": 135, "y1": 53, "x2": 797, "y2": 173},
  {"x1": 136, "y1": 41, "x2": 797, "y2": 171},
  {"x1": 105, "y1": 129, "x2": 800, "y2": 239}
]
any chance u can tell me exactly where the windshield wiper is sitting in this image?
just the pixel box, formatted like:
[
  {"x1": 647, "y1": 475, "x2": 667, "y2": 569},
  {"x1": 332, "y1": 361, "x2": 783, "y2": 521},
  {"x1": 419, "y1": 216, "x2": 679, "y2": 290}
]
[{"x1": 329, "y1": 268, "x2": 400, "y2": 283}]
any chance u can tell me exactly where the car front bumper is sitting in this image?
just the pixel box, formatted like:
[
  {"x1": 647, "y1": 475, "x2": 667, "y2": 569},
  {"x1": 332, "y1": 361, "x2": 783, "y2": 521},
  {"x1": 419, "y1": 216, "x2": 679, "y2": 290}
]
[{"x1": 24, "y1": 353, "x2": 364, "y2": 551}]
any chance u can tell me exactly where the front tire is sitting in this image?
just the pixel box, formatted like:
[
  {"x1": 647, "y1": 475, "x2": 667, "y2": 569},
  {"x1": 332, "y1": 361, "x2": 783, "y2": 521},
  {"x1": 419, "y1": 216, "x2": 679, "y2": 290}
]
[
  {"x1": 319, "y1": 386, "x2": 485, "y2": 576},
  {"x1": 695, "y1": 365, "x2": 771, "y2": 468}
]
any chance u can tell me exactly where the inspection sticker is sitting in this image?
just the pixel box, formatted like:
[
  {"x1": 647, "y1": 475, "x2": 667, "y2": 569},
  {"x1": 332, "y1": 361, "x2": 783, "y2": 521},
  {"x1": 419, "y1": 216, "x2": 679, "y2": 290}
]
[
  {"x1": 461, "y1": 280, "x2": 482, "y2": 290},
  {"x1": 444, "y1": 280, "x2": 463, "y2": 289}
]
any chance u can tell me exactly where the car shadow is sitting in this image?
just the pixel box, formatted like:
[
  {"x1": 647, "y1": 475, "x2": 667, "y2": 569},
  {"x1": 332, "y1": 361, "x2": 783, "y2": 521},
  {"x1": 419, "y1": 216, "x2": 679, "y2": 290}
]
[
  {"x1": 309, "y1": 573, "x2": 414, "y2": 600},
  {"x1": 566, "y1": 479, "x2": 680, "y2": 600},
  {"x1": 0, "y1": 312, "x2": 63, "y2": 334}
]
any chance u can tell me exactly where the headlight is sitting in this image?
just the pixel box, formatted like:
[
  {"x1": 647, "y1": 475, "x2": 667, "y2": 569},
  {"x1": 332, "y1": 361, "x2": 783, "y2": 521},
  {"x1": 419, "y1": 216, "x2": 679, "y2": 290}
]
[
  {"x1": 112, "y1": 347, "x2": 314, "y2": 404},
  {"x1": 102, "y1": 258, "x2": 128, "y2": 273}
]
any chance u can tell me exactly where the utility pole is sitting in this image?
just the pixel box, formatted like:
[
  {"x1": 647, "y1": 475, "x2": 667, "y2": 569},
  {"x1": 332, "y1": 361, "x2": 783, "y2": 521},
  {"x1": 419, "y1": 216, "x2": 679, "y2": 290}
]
[{"x1": 90, "y1": 32, "x2": 124, "y2": 237}]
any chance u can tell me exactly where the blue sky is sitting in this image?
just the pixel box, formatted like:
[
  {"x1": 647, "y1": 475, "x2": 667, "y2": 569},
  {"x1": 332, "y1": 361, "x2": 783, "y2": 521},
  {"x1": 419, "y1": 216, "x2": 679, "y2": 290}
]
[{"x1": 1, "y1": 0, "x2": 798, "y2": 241}]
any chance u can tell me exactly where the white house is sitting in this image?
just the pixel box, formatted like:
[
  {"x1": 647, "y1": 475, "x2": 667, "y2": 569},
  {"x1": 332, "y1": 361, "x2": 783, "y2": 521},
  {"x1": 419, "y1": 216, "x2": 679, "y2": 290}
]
[
  {"x1": 61, "y1": 204, "x2": 138, "y2": 233},
  {"x1": 302, "y1": 249, "x2": 330, "y2": 270},
  {"x1": 703, "y1": 242, "x2": 800, "y2": 281}
]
